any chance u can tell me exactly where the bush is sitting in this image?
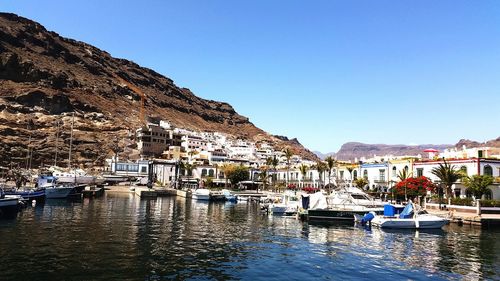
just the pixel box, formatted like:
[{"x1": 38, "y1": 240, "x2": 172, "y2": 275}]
[
  {"x1": 480, "y1": 200, "x2": 500, "y2": 207},
  {"x1": 450, "y1": 198, "x2": 473, "y2": 206}
]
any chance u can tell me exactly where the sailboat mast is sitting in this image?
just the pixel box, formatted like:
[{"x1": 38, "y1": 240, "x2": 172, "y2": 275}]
[
  {"x1": 54, "y1": 119, "x2": 59, "y2": 167},
  {"x1": 68, "y1": 112, "x2": 74, "y2": 169}
]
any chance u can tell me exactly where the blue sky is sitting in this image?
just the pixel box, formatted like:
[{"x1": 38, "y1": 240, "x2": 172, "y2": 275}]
[{"x1": 3, "y1": 1, "x2": 500, "y2": 152}]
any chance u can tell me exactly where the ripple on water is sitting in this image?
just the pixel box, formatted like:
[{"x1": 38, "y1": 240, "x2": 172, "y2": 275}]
[{"x1": 0, "y1": 196, "x2": 498, "y2": 280}]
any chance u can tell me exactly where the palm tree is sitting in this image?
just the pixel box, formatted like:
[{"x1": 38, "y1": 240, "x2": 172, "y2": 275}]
[
  {"x1": 271, "y1": 156, "x2": 279, "y2": 189},
  {"x1": 258, "y1": 169, "x2": 270, "y2": 191},
  {"x1": 316, "y1": 161, "x2": 327, "y2": 188},
  {"x1": 462, "y1": 175, "x2": 494, "y2": 199},
  {"x1": 346, "y1": 166, "x2": 354, "y2": 184},
  {"x1": 283, "y1": 147, "x2": 293, "y2": 185},
  {"x1": 325, "y1": 156, "x2": 335, "y2": 190},
  {"x1": 396, "y1": 168, "x2": 413, "y2": 201},
  {"x1": 431, "y1": 159, "x2": 462, "y2": 199},
  {"x1": 299, "y1": 164, "x2": 309, "y2": 188},
  {"x1": 219, "y1": 163, "x2": 234, "y2": 189},
  {"x1": 397, "y1": 169, "x2": 413, "y2": 182}
]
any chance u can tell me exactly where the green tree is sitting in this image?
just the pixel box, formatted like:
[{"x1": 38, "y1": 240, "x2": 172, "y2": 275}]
[
  {"x1": 431, "y1": 159, "x2": 462, "y2": 198},
  {"x1": 316, "y1": 161, "x2": 328, "y2": 188},
  {"x1": 219, "y1": 163, "x2": 234, "y2": 189},
  {"x1": 227, "y1": 165, "x2": 249, "y2": 186},
  {"x1": 462, "y1": 175, "x2": 494, "y2": 199},
  {"x1": 325, "y1": 156, "x2": 336, "y2": 189},
  {"x1": 299, "y1": 164, "x2": 309, "y2": 186},
  {"x1": 353, "y1": 177, "x2": 368, "y2": 189},
  {"x1": 271, "y1": 156, "x2": 279, "y2": 189},
  {"x1": 258, "y1": 169, "x2": 270, "y2": 191},
  {"x1": 397, "y1": 168, "x2": 413, "y2": 182},
  {"x1": 283, "y1": 147, "x2": 294, "y2": 185}
]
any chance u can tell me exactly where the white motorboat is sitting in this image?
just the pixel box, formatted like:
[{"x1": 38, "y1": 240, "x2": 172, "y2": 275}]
[
  {"x1": 306, "y1": 188, "x2": 384, "y2": 221},
  {"x1": 369, "y1": 202, "x2": 449, "y2": 229},
  {"x1": 192, "y1": 189, "x2": 211, "y2": 200},
  {"x1": 50, "y1": 168, "x2": 96, "y2": 184},
  {"x1": 270, "y1": 191, "x2": 300, "y2": 215},
  {"x1": 192, "y1": 189, "x2": 226, "y2": 201}
]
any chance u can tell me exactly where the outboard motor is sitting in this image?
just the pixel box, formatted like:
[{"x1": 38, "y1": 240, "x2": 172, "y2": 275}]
[{"x1": 361, "y1": 211, "x2": 376, "y2": 226}]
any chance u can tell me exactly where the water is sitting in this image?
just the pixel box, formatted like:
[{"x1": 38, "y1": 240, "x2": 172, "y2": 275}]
[{"x1": 0, "y1": 193, "x2": 499, "y2": 281}]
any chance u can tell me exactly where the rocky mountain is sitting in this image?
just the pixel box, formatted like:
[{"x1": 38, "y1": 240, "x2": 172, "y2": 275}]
[
  {"x1": 333, "y1": 142, "x2": 452, "y2": 161},
  {"x1": 0, "y1": 13, "x2": 317, "y2": 168},
  {"x1": 455, "y1": 137, "x2": 500, "y2": 149},
  {"x1": 317, "y1": 137, "x2": 500, "y2": 161}
]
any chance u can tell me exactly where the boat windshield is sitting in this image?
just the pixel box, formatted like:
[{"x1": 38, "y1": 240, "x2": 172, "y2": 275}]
[{"x1": 351, "y1": 194, "x2": 369, "y2": 200}]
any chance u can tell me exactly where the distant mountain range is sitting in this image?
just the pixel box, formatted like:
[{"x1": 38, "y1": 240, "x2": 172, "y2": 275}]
[{"x1": 315, "y1": 137, "x2": 500, "y2": 161}]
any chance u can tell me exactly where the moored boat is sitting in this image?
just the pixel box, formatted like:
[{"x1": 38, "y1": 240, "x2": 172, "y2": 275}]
[
  {"x1": 3, "y1": 187, "x2": 46, "y2": 203},
  {"x1": 305, "y1": 190, "x2": 383, "y2": 221},
  {"x1": 0, "y1": 189, "x2": 21, "y2": 219},
  {"x1": 369, "y1": 202, "x2": 449, "y2": 229},
  {"x1": 269, "y1": 191, "x2": 300, "y2": 215},
  {"x1": 37, "y1": 175, "x2": 76, "y2": 199}
]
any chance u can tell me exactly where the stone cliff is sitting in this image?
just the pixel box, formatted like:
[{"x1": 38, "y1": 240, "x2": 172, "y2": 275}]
[{"x1": 0, "y1": 13, "x2": 317, "y2": 167}]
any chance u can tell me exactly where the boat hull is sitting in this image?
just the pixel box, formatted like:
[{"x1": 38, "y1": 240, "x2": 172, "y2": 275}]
[
  {"x1": 307, "y1": 209, "x2": 383, "y2": 221},
  {"x1": 373, "y1": 217, "x2": 449, "y2": 229},
  {"x1": 57, "y1": 176, "x2": 96, "y2": 184},
  {"x1": 0, "y1": 198, "x2": 20, "y2": 219},
  {"x1": 45, "y1": 187, "x2": 74, "y2": 199},
  {"x1": 4, "y1": 188, "x2": 46, "y2": 202}
]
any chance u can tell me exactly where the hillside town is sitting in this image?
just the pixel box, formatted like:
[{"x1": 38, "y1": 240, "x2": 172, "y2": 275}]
[{"x1": 107, "y1": 121, "x2": 500, "y2": 200}]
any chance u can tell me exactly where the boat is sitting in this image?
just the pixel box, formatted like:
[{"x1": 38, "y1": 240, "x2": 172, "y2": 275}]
[
  {"x1": 192, "y1": 189, "x2": 226, "y2": 201},
  {"x1": 222, "y1": 189, "x2": 238, "y2": 202},
  {"x1": 269, "y1": 191, "x2": 300, "y2": 215},
  {"x1": 0, "y1": 189, "x2": 21, "y2": 218},
  {"x1": 3, "y1": 186, "x2": 46, "y2": 203},
  {"x1": 368, "y1": 202, "x2": 449, "y2": 229},
  {"x1": 51, "y1": 169, "x2": 96, "y2": 184},
  {"x1": 37, "y1": 174, "x2": 76, "y2": 199},
  {"x1": 305, "y1": 189, "x2": 384, "y2": 221}
]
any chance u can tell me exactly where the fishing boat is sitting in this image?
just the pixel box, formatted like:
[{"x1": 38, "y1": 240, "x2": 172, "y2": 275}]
[
  {"x1": 368, "y1": 202, "x2": 449, "y2": 229},
  {"x1": 3, "y1": 186, "x2": 46, "y2": 203},
  {"x1": 37, "y1": 174, "x2": 75, "y2": 199},
  {"x1": 0, "y1": 189, "x2": 22, "y2": 218}
]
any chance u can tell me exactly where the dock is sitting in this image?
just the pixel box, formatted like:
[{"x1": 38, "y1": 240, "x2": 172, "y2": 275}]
[
  {"x1": 82, "y1": 185, "x2": 105, "y2": 198},
  {"x1": 426, "y1": 208, "x2": 500, "y2": 227},
  {"x1": 134, "y1": 187, "x2": 177, "y2": 198}
]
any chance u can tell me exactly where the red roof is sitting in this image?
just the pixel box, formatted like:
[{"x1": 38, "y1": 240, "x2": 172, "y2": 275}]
[{"x1": 423, "y1": 148, "x2": 439, "y2": 153}]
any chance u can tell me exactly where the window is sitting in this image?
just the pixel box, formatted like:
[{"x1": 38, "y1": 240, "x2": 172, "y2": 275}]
[
  {"x1": 353, "y1": 170, "x2": 358, "y2": 180},
  {"x1": 201, "y1": 169, "x2": 207, "y2": 177},
  {"x1": 484, "y1": 165, "x2": 493, "y2": 176},
  {"x1": 417, "y1": 168, "x2": 423, "y2": 177},
  {"x1": 478, "y1": 150, "x2": 484, "y2": 158},
  {"x1": 208, "y1": 170, "x2": 214, "y2": 177},
  {"x1": 363, "y1": 170, "x2": 368, "y2": 180},
  {"x1": 379, "y1": 169, "x2": 385, "y2": 182},
  {"x1": 340, "y1": 171, "x2": 344, "y2": 179},
  {"x1": 392, "y1": 167, "x2": 397, "y2": 177}
]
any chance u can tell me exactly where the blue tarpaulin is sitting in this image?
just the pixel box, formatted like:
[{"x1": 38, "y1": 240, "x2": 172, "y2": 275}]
[{"x1": 399, "y1": 203, "x2": 414, "y2": 219}]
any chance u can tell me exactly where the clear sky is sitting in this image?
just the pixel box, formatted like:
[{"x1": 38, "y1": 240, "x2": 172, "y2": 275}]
[{"x1": 3, "y1": 1, "x2": 500, "y2": 153}]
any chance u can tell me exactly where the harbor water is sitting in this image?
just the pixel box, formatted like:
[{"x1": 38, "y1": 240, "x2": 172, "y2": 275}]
[{"x1": 0, "y1": 193, "x2": 499, "y2": 280}]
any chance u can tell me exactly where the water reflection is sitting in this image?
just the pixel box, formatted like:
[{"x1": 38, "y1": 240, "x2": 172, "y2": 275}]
[{"x1": 0, "y1": 195, "x2": 498, "y2": 280}]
